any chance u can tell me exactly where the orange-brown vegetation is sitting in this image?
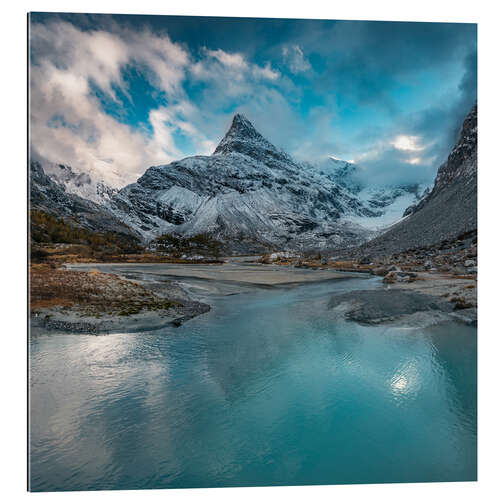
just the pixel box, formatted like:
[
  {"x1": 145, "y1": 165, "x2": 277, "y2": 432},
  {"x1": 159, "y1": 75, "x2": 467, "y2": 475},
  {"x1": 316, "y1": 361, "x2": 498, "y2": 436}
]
[{"x1": 30, "y1": 264, "x2": 180, "y2": 316}]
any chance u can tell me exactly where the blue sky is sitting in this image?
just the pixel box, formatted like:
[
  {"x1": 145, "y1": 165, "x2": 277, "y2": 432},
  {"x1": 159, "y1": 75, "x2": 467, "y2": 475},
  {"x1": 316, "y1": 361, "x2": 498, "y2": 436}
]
[{"x1": 29, "y1": 13, "x2": 476, "y2": 187}]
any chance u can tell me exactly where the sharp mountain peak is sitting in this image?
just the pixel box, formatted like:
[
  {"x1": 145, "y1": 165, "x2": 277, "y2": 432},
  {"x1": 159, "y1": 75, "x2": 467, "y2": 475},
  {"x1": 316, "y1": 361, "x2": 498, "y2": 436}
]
[
  {"x1": 213, "y1": 113, "x2": 281, "y2": 157},
  {"x1": 227, "y1": 113, "x2": 259, "y2": 137}
]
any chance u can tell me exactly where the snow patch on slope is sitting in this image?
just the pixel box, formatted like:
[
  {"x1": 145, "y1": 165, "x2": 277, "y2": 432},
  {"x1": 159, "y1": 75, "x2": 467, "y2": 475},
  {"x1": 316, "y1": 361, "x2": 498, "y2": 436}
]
[
  {"x1": 345, "y1": 189, "x2": 418, "y2": 231},
  {"x1": 35, "y1": 159, "x2": 118, "y2": 205}
]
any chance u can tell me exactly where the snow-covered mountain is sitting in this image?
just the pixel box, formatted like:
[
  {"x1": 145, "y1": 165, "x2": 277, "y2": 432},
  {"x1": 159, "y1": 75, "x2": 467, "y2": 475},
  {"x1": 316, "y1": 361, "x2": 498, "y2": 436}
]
[
  {"x1": 106, "y1": 114, "x2": 388, "y2": 252},
  {"x1": 36, "y1": 160, "x2": 118, "y2": 205},
  {"x1": 29, "y1": 161, "x2": 139, "y2": 239},
  {"x1": 30, "y1": 113, "x2": 437, "y2": 252},
  {"x1": 303, "y1": 157, "x2": 362, "y2": 193},
  {"x1": 304, "y1": 156, "x2": 429, "y2": 231},
  {"x1": 344, "y1": 185, "x2": 428, "y2": 231}
]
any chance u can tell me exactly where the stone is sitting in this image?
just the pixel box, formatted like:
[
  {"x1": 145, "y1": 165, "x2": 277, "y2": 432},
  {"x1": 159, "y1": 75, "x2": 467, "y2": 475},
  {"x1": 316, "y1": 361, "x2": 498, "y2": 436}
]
[
  {"x1": 371, "y1": 267, "x2": 388, "y2": 276},
  {"x1": 383, "y1": 271, "x2": 397, "y2": 283}
]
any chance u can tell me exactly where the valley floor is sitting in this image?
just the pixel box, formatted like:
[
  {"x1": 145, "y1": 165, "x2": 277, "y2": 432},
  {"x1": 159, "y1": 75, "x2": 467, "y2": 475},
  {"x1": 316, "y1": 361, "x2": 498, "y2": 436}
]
[{"x1": 30, "y1": 251, "x2": 477, "y2": 335}]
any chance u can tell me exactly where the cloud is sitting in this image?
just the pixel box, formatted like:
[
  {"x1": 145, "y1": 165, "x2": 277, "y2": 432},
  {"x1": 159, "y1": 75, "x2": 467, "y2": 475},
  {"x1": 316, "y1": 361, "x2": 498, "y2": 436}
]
[
  {"x1": 391, "y1": 135, "x2": 425, "y2": 152},
  {"x1": 282, "y1": 45, "x2": 311, "y2": 74},
  {"x1": 29, "y1": 15, "x2": 477, "y2": 192},
  {"x1": 191, "y1": 48, "x2": 280, "y2": 88},
  {"x1": 29, "y1": 17, "x2": 285, "y2": 187},
  {"x1": 204, "y1": 49, "x2": 248, "y2": 70},
  {"x1": 30, "y1": 20, "x2": 198, "y2": 186}
]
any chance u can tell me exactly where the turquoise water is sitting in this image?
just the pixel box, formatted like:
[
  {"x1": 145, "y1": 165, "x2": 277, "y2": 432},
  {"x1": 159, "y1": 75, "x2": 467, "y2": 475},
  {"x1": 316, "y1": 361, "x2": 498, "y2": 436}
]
[{"x1": 29, "y1": 277, "x2": 477, "y2": 491}]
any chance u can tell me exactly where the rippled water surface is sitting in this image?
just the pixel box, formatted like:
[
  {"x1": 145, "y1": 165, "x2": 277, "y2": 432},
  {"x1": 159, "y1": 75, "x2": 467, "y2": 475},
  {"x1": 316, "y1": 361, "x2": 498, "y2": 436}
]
[{"x1": 29, "y1": 276, "x2": 476, "y2": 491}]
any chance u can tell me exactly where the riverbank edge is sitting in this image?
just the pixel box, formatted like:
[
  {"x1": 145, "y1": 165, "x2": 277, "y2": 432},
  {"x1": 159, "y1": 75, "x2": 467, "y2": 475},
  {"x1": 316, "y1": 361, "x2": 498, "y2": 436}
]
[{"x1": 29, "y1": 264, "x2": 211, "y2": 335}]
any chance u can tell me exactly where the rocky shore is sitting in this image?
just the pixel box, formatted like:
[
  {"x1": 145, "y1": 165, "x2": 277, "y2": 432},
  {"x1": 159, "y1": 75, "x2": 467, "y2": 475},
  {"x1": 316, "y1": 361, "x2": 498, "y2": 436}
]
[
  {"x1": 257, "y1": 231, "x2": 477, "y2": 326},
  {"x1": 328, "y1": 289, "x2": 454, "y2": 326}
]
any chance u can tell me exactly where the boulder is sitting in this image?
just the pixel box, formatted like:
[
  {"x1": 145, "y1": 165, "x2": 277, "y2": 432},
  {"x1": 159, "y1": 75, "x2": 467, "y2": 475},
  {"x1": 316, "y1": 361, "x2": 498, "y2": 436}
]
[
  {"x1": 371, "y1": 267, "x2": 388, "y2": 277},
  {"x1": 383, "y1": 270, "x2": 417, "y2": 284},
  {"x1": 383, "y1": 271, "x2": 397, "y2": 283}
]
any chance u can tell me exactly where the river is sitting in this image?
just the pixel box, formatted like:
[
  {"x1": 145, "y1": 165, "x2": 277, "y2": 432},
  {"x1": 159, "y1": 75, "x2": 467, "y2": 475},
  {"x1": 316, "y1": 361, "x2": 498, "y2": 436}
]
[{"x1": 29, "y1": 264, "x2": 477, "y2": 491}]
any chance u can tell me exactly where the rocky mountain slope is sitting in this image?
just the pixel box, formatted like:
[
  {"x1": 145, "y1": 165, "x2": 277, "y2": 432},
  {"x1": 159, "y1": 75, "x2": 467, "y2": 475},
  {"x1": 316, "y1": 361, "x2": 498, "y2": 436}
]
[
  {"x1": 302, "y1": 157, "x2": 361, "y2": 192},
  {"x1": 31, "y1": 107, "x2": 475, "y2": 256},
  {"x1": 106, "y1": 114, "x2": 387, "y2": 252},
  {"x1": 36, "y1": 160, "x2": 118, "y2": 205},
  {"x1": 30, "y1": 161, "x2": 139, "y2": 239},
  {"x1": 353, "y1": 104, "x2": 477, "y2": 257}
]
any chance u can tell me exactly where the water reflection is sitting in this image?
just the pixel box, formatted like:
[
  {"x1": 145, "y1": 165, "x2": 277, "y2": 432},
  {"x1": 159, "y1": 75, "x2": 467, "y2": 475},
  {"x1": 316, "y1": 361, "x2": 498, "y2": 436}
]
[
  {"x1": 390, "y1": 359, "x2": 421, "y2": 398},
  {"x1": 30, "y1": 278, "x2": 477, "y2": 491}
]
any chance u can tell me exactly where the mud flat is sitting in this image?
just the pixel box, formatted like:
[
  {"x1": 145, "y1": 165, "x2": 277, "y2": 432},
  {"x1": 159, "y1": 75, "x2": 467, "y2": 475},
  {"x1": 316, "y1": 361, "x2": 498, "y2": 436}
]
[{"x1": 31, "y1": 261, "x2": 366, "y2": 335}]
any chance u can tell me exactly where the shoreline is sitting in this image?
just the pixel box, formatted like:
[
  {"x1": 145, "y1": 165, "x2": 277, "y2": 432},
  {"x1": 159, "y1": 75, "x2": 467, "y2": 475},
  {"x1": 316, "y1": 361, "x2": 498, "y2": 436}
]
[
  {"x1": 30, "y1": 261, "x2": 369, "y2": 335},
  {"x1": 29, "y1": 263, "x2": 211, "y2": 335},
  {"x1": 30, "y1": 257, "x2": 477, "y2": 335}
]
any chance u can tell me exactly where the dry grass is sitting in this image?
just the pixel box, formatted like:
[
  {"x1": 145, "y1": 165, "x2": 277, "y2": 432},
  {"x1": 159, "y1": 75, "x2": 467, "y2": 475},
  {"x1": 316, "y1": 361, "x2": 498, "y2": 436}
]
[
  {"x1": 31, "y1": 244, "x2": 224, "y2": 265},
  {"x1": 30, "y1": 264, "x2": 180, "y2": 316}
]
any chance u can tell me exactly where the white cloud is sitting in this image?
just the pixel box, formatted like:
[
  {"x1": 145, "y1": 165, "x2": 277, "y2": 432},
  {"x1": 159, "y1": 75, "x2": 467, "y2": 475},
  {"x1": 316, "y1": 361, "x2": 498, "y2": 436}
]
[
  {"x1": 391, "y1": 134, "x2": 425, "y2": 152},
  {"x1": 29, "y1": 21, "x2": 200, "y2": 187},
  {"x1": 407, "y1": 157, "x2": 422, "y2": 165},
  {"x1": 30, "y1": 24, "x2": 282, "y2": 186},
  {"x1": 191, "y1": 48, "x2": 280, "y2": 88},
  {"x1": 204, "y1": 49, "x2": 248, "y2": 70},
  {"x1": 252, "y1": 62, "x2": 280, "y2": 81},
  {"x1": 282, "y1": 45, "x2": 312, "y2": 74}
]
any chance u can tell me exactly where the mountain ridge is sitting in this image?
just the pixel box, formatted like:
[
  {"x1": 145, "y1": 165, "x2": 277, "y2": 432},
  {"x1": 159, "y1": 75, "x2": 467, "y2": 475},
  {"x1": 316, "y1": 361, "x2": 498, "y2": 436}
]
[
  {"x1": 30, "y1": 161, "x2": 140, "y2": 239},
  {"x1": 352, "y1": 104, "x2": 477, "y2": 257},
  {"x1": 213, "y1": 113, "x2": 297, "y2": 167},
  {"x1": 106, "y1": 115, "x2": 383, "y2": 252},
  {"x1": 30, "y1": 108, "x2": 474, "y2": 256}
]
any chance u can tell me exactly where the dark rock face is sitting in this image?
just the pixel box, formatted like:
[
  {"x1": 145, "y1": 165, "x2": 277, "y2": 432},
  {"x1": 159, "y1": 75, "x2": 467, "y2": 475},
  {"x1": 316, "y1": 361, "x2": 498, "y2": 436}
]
[
  {"x1": 433, "y1": 105, "x2": 477, "y2": 195},
  {"x1": 29, "y1": 161, "x2": 139, "y2": 239},
  {"x1": 356, "y1": 104, "x2": 477, "y2": 257}
]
